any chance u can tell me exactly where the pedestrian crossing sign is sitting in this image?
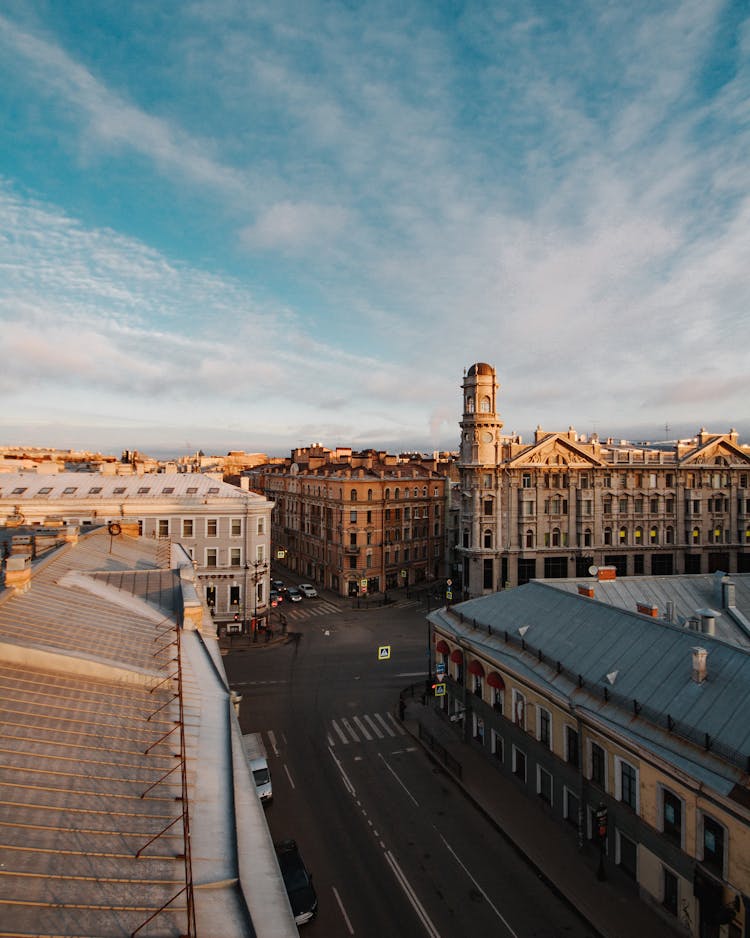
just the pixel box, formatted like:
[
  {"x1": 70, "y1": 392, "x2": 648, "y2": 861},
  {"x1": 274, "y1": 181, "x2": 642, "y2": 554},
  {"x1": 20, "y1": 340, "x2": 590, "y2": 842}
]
[
  {"x1": 378, "y1": 645, "x2": 391, "y2": 660},
  {"x1": 433, "y1": 682, "x2": 446, "y2": 696}
]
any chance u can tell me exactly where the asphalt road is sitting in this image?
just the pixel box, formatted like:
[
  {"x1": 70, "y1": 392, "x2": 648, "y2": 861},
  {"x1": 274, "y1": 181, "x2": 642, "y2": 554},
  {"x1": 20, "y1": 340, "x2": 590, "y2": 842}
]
[{"x1": 224, "y1": 597, "x2": 596, "y2": 938}]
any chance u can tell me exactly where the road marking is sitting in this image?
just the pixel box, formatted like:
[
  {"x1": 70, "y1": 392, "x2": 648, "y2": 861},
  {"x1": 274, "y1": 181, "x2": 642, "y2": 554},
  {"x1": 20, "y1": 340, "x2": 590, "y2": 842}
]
[
  {"x1": 384, "y1": 849, "x2": 441, "y2": 938},
  {"x1": 341, "y1": 717, "x2": 360, "y2": 742},
  {"x1": 378, "y1": 752, "x2": 419, "y2": 808},
  {"x1": 374, "y1": 713, "x2": 395, "y2": 737},
  {"x1": 267, "y1": 729, "x2": 279, "y2": 756},
  {"x1": 284, "y1": 763, "x2": 295, "y2": 790},
  {"x1": 332, "y1": 885, "x2": 355, "y2": 935},
  {"x1": 385, "y1": 712, "x2": 406, "y2": 735},
  {"x1": 328, "y1": 745, "x2": 356, "y2": 797},
  {"x1": 438, "y1": 834, "x2": 519, "y2": 937},
  {"x1": 331, "y1": 719, "x2": 349, "y2": 744},
  {"x1": 353, "y1": 715, "x2": 373, "y2": 740},
  {"x1": 364, "y1": 714, "x2": 384, "y2": 738},
  {"x1": 396, "y1": 672, "x2": 427, "y2": 677}
]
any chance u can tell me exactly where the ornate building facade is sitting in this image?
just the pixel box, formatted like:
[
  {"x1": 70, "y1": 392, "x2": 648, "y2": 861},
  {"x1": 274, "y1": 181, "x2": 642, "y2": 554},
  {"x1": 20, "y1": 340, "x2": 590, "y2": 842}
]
[
  {"x1": 256, "y1": 446, "x2": 452, "y2": 598},
  {"x1": 457, "y1": 363, "x2": 750, "y2": 595}
]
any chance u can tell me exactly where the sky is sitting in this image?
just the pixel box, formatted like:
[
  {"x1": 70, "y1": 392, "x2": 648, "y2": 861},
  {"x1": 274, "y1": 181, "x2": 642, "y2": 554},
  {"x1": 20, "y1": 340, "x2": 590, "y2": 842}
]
[{"x1": 0, "y1": 1, "x2": 748, "y2": 458}]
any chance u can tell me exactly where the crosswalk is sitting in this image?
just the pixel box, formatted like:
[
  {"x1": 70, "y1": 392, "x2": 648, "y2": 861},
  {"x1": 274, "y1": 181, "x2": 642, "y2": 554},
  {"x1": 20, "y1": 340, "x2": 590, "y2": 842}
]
[
  {"x1": 328, "y1": 711, "x2": 406, "y2": 746},
  {"x1": 278, "y1": 599, "x2": 341, "y2": 622}
]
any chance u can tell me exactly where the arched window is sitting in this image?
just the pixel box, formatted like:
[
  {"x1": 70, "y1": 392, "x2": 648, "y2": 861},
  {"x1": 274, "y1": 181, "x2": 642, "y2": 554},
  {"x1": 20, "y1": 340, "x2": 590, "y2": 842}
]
[
  {"x1": 413, "y1": 487, "x2": 418, "y2": 497},
  {"x1": 385, "y1": 487, "x2": 391, "y2": 500},
  {"x1": 604, "y1": 527, "x2": 612, "y2": 545},
  {"x1": 423, "y1": 486, "x2": 427, "y2": 496},
  {"x1": 466, "y1": 396, "x2": 475, "y2": 413},
  {"x1": 526, "y1": 529, "x2": 534, "y2": 548},
  {"x1": 584, "y1": 528, "x2": 592, "y2": 547},
  {"x1": 552, "y1": 527, "x2": 561, "y2": 547},
  {"x1": 666, "y1": 526, "x2": 674, "y2": 544},
  {"x1": 619, "y1": 526, "x2": 627, "y2": 544},
  {"x1": 367, "y1": 489, "x2": 373, "y2": 501},
  {"x1": 635, "y1": 526, "x2": 643, "y2": 543},
  {"x1": 350, "y1": 489, "x2": 357, "y2": 501},
  {"x1": 650, "y1": 527, "x2": 658, "y2": 544},
  {"x1": 480, "y1": 395, "x2": 491, "y2": 413},
  {"x1": 394, "y1": 487, "x2": 400, "y2": 500},
  {"x1": 483, "y1": 529, "x2": 493, "y2": 548},
  {"x1": 692, "y1": 527, "x2": 700, "y2": 544}
]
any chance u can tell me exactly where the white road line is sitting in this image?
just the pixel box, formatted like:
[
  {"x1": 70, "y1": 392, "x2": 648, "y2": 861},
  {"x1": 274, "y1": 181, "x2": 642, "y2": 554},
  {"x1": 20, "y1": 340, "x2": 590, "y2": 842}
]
[
  {"x1": 267, "y1": 729, "x2": 279, "y2": 756},
  {"x1": 327, "y1": 731, "x2": 335, "y2": 747},
  {"x1": 328, "y1": 745, "x2": 356, "y2": 797},
  {"x1": 364, "y1": 714, "x2": 384, "y2": 738},
  {"x1": 331, "y1": 719, "x2": 349, "y2": 744},
  {"x1": 384, "y1": 849, "x2": 441, "y2": 938},
  {"x1": 332, "y1": 885, "x2": 355, "y2": 935},
  {"x1": 396, "y1": 672, "x2": 427, "y2": 677},
  {"x1": 353, "y1": 715, "x2": 372, "y2": 740},
  {"x1": 438, "y1": 834, "x2": 519, "y2": 937},
  {"x1": 341, "y1": 717, "x2": 360, "y2": 742},
  {"x1": 378, "y1": 752, "x2": 419, "y2": 808},
  {"x1": 284, "y1": 763, "x2": 295, "y2": 790},
  {"x1": 374, "y1": 712, "x2": 396, "y2": 737},
  {"x1": 385, "y1": 712, "x2": 407, "y2": 735}
]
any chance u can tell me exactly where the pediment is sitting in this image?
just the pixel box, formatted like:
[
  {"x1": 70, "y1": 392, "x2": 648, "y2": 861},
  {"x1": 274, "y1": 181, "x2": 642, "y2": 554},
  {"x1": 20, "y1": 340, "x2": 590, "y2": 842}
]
[
  {"x1": 680, "y1": 435, "x2": 750, "y2": 467},
  {"x1": 508, "y1": 434, "x2": 606, "y2": 469}
]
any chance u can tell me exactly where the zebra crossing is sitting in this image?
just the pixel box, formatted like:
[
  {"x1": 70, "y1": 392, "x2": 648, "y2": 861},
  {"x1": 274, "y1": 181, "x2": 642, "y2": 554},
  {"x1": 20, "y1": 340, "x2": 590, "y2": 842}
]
[
  {"x1": 280, "y1": 599, "x2": 341, "y2": 622},
  {"x1": 328, "y1": 711, "x2": 407, "y2": 746}
]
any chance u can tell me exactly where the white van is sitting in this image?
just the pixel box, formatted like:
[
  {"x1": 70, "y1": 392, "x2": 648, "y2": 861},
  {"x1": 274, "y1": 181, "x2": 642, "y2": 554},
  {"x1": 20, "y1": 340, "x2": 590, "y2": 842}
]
[{"x1": 243, "y1": 732, "x2": 272, "y2": 804}]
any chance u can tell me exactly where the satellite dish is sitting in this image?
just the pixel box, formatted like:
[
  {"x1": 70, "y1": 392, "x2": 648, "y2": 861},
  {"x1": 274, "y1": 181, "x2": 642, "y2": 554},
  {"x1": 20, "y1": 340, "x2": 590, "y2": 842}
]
[{"x1": 588, "y1": 565, "x2": 598, "y2": 576}]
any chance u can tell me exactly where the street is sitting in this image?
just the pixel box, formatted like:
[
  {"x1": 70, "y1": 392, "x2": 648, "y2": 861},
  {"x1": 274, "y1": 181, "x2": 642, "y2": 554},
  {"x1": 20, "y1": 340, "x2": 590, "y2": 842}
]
[{"x1": 224, "y1": 594, "x2": 597, "y2": 938}]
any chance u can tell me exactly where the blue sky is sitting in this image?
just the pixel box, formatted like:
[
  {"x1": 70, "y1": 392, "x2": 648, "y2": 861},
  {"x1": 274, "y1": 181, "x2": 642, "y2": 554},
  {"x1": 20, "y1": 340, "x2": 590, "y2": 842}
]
[{"x1": 1, "y1": 1, "x2": 748, "y2": 457}]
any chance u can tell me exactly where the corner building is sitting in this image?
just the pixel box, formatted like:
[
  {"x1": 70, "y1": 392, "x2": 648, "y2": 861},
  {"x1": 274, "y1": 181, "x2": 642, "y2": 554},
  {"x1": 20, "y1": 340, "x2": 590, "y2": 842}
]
[
  {"x1": 458, "y1": 363, "x2": 750, "y2": 595},
  {"x1": 258, "y1": 446, "x2": 450, "y2": 598}
]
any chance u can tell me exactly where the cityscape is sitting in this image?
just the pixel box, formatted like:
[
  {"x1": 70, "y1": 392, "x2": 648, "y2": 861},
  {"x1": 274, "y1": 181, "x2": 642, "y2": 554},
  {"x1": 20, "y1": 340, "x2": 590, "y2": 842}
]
[{"x1": 2, "y1": 3, "x2": 749, "y2": 938}]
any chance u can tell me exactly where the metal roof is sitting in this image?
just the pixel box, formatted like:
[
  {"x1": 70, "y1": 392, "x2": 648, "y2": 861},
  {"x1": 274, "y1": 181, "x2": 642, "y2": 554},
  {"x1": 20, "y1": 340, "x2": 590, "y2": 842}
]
[{"x1": 429, "y1": 581, "x2": 750, "y2": 793}]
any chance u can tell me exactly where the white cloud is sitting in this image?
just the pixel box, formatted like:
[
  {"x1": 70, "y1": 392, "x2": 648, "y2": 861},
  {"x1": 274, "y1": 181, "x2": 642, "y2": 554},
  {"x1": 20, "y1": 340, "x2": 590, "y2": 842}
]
[{"x1": 239, "y1": 201, "x2": 350, "y2": 251}]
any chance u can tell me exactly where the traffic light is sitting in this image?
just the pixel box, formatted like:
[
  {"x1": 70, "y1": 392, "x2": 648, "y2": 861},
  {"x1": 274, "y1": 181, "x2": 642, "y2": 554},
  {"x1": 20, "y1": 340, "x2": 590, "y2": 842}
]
[{"x1": 233, "y1": 613, "x2": 239, "y2": 622}]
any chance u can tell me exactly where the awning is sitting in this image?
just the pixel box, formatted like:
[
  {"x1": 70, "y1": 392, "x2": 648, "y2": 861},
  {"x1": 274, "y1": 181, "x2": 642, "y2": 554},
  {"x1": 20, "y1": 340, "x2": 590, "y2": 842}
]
[
  {"x1": 487, "y1": 671, "x2": 505, "y2": 689},
  {"x1": 450, "y1": 648, "x2": 463, "y2": 664},
  {"x1": 468, "y1": 659, "x2": 485, "y2": 677},
  {"x1": 435, "y1": 639, "x2": 450, "y2": 655}
]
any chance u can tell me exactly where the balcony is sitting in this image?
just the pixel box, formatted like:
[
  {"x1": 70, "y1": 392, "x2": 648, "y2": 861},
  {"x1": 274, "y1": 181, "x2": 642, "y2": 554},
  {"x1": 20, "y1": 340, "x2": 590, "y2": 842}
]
[{"x1": 344, "y1": 546, "x2": 360, "y2": 555}]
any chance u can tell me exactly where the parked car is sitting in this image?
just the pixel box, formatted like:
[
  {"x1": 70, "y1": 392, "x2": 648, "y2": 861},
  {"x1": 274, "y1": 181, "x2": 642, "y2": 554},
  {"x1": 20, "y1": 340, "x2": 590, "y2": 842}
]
[
  {"x1": 284, "y1": 586, "x2": 302, "y2": 602},
  {"x1": 275, "y1": 839, "x2": 317, "y2": 925},
  {"x1": 298, "y1": 584, "x2": 318, "y2": 598}
]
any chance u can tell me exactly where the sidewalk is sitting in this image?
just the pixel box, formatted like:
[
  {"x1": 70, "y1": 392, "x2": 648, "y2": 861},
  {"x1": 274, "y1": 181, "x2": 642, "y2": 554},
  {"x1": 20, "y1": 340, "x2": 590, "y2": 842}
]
[{"x1": 401, "y1": 692, "x2": 680, "y2": 938}]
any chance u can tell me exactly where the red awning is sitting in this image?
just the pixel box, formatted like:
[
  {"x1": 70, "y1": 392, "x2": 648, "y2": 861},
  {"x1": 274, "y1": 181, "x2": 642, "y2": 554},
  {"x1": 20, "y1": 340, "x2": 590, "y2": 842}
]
[
  {"x1": 450, "y1": 648, "x2": 463, "y2": 664},
  {"x1": 487, "y1": 671, "x2": 505, "y2": 689},
  {"x1": 468, "y1": 659, "x2": 485, "y2": 677},
  {"x1": 435, "y1": 639, "x2": 450, "y2": 655}
]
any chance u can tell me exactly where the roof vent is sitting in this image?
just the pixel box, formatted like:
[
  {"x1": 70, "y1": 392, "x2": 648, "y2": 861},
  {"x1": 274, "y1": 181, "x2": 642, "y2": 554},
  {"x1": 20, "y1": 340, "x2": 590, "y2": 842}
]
[
  {"x1": 696, "y1": 608, "x2": 720, "y2": 636},
  {"x1": 692, "y1": 647, "x2": 708, "y2": 684}
]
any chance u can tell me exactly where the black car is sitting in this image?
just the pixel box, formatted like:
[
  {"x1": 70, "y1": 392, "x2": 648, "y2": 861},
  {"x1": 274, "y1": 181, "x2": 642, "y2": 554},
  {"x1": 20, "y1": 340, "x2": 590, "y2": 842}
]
[{"x1": 275, "y1": 839, "x2": 317, "y2": 925}]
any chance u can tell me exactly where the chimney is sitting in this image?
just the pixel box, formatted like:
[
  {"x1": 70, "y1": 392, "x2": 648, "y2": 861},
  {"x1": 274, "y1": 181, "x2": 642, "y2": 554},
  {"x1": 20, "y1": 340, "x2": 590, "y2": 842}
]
[
  {"x1": 597, "y1": 566, "x2": 617, "y2": 581},
  {"x1": 578, "y1": 584, "x2": 595, "y2": 598},
  {"x1": 722, "y1": 579, "x2": 736, "y2": 609},
  {"x1": 692, "y1": 647, "x2": 708, "y2": 684},
  {"x1": 665, "y1": 600, "x2": 675, "y2": 623},
  {"x1": 637, "y1": 602, "x2": 659, "y2": 617},
  {"x1": 5, "y1": 554, "x2": 31, "y2": 594}
]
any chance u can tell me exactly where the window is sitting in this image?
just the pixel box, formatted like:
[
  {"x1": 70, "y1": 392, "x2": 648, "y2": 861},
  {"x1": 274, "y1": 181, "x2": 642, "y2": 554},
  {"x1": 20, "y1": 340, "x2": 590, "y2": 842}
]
[
  {"x1": 256, "y1": 544, "x2": 265, "y2": 563},
  {"x1": 37, "y1": 486, "x2": 53, "y2": 495},
  {"x1": 161, "y1": 486, "x2": 174, "y2": 494},
  {"x1": 208, "y1": 487, "x2": 219, "y2": 494},
  {"x1": 662, "y1": 867, "x2": 678, "y2": 916},
  {"x1": 113, "y1": 487, "x2": 126, "y2": 495},
  {"x1": 537, "y1": 766, "x2": 553, "y2": 805},
  {"x1": 257, "y1": 517, "x2": 265, "y2": 535},
  {"x1": 11, "y1": 487, "x2": 27, "y2": 495},
  {"x1": 491, "y1": 730, "x2": 504, "y2": 761},
  {"x1": 158, "y1": 519, "x2": 169, "y2": 537},
  {"x1": 525, "y1": 529, "x2": 534, "y2": 548},
  {"x1": 483, "y1": 529, "x2": 492, "y2": 548},
  {"x1": 564, "y1": 788, "x2": 579, "y2": 828},
  {"x1": 619, "y1": 498, "x2": 628, "y2": 513},
  {"x1": 616, "y1": 757, "x2": 638, "y2": 811},
  {"x1": 205, "y1": 585, "x2": 216, "y2": 608},
  {"x1": 522, "y1": 472, "x2": 531, "y2": 489},
  {"x1": 229, "y1": 585, "x2": 240, "y2": 607},
  {"x1": 617, "y1": 831, "x2": 637, "y2": 879},
  {"x1": 565, "y1": 725, "x2": 579, "y2": 766},
  {"x1": 207, "y1": 518, "x2": 218, "y2": 537},
  {"x1": 206, "y1": 548, "x2": 218, "y2": 568},
  {"x1": 512, "y1": 746, "x2": 526, "y2": 781},
  {"x1": 182, "y1": 519, "x2": 194, "y2": 538},
  {"x1": 483, "y1": 558, "x2": 493, "y2": 589},
  {"x1": 349, "y1": 532, "x2": 357, "y2": 547},
  {"x1": 350, "y1": 488, "x2": 357, "y2": 501},
  {"x1": 62, "y1": 486, "x2": 77, "y2": 495},
  {"x1": 701, "y1": 814, "x2": 725, "y2": 877},
  {"x1": 483, "y1": 499, "x2": 493, "y2": 515},
  {"x1": 350, "y1": 510, "x2": 357, "y2": 523},
  {"x1": 512, "y1": 690, "x2": 526, "y2": 729},
  {"x1": 88, "y1": 486, "x2": 102, "y2": 494},
  {"x1": 137, "y1": 486, "x2": 150, "y2": 494},
  {"x1": 186, "y1": 486, "x2": 198, "y2": 494},
  {"x1": 230, "y1": 548, "x2": 241, "y2": 567},
  {"x1": 590, "y1": 742, "x2": 606, "y2": 788},
  {"x1": 538, "y1": 707, "x2": 552, "y2": 749},
  {"x1": 231, "y1": 518, "x2": 242, "y2": 536},
  {"x1": 661, "y1": 788, "x2": 683, "y2": 846}
]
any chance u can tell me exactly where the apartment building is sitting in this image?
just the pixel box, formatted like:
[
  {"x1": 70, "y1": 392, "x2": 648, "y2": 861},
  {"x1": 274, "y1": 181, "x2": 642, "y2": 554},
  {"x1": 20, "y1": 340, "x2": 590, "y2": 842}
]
[
  {"x1": 255, "y1": 446, "x2": 453, "y2": 598},
  {"x1": 428, "y1": 574, "x2": 750, "y2": 937},
  {"x1": 0, "y1": 471, "x2": 273, "y2": 627},
  {"x1": 457, "y1": 362, "x2": 750, "y2": 594}
]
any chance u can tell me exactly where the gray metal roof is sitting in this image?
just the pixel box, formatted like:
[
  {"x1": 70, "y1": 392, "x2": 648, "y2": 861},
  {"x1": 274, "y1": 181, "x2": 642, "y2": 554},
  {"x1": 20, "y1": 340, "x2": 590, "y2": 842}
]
[
  {"x1": 543, "y1": 573, "x2": 750, "y2": 648},
  {"x1": 430, "y1": 581, "x2": 750, "y2": 792},
  {"x1": 0, "y1": 470, "x2": 263, "y2": 502}
]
